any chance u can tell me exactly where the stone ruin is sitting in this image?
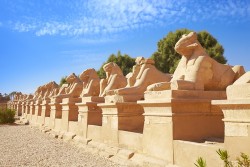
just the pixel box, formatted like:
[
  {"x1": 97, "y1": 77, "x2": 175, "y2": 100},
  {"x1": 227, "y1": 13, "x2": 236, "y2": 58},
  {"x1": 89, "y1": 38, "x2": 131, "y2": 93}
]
[{"x1": 8, "y1": 31, "x2": 250, "y2": 167}]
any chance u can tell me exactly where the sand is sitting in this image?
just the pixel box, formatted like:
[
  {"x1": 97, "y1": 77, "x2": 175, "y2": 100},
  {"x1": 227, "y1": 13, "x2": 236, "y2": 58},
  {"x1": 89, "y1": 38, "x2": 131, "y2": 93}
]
[{"x1": 0, "y1": 124, "x2": 123, "y2": 167}]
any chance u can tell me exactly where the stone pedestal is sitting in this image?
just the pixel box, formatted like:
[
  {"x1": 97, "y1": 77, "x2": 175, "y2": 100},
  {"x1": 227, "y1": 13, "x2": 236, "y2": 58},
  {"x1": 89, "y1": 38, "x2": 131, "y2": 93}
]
[
  {"x1": 76, "y1": 97, "x2": 104, "y2": 138},
  {"x1": 138, "y1": 90, "x2": 226, "y2": 164},
  {"x1": 11, "y1": 102, "x2": 15, "y2": 110},
  {"x1": 49, "y1": 98, "x2": 62, "y2": 129},
  {"x1": 32, "y1": 100, "x2": 42, "y2": 125},
  {"x1": 9, "y1": 102, "x2": 12, "y2": 110},
  {"x1": 212, "y1": 99, "x2": 250, "y2": 158},
  {"x1": 25, "y1": 101, "x2": 31, "y2": 120},
  {"x1": 60, "y1": 98, "x2": 81, "y2": 132},
  {"x1": 29, "y1": 101, "x2": 35, "y2": 122},
  {"x1": 105, "y1": 94, "x2": 144, "y2": 103},
  {"x1": 21, "y1": 102, "x2": 26, "y2": 118},
  {"x1": 13, "y1": 101, "x2": 17, "y2": 111},
  {"x1": 98, "y1": 102, "x2": 144, "y2": 146},
  {"x1": 38, "y1": 99, "x2": 51, "y2": 126},
  {"x1": 16, "y1": 102, "x2": 22, "y2": 116}
]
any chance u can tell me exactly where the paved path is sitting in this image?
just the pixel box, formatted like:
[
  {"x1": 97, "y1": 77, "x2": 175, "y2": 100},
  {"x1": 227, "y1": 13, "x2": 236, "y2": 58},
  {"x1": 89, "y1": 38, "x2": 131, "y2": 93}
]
[{"x1": 0, "y1": 125, "x2": 122, "y2": 167}]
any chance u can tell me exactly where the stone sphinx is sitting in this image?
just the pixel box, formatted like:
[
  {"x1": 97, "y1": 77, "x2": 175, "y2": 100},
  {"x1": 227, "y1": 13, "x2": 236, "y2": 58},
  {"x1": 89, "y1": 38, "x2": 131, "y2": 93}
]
[
  {"x1": 35, "y1": 81, "x2": 59, "y2": 101},
  {"x1": 20, "y1": 94, "x2": 28, "y2": 101},
  {"x1": 54, "y1": 73, "x2": 83, "y2": 99},
  {"x1": 99, "y1": 62, "x2": 127, "y2": 97},
  {"x1": 33, "y1": 86, "x2": 42, "y2": 100},
  {"x1": 125, "y1": 57, "x2": 143, "y2": 87},
  {"x1": 148, "y1": 32, "x2": 243, "y2": 91},
  {"x1": 13, "y1": 92, "x2": 22, "y2": 102},
  {"x1": 47, "y1": 81, "x2": 59, "y2": 98},
  {"x1": 57, "y1": 84, "x2": 69, "y2": 95},
  {"x1": 25, "y1": 94, "x2": 34, "y2": 100},
  {"x1": 226, "y1": 71, "x2": 250, "y2": 99},
  {"x1": 105, "y1": 57, "x2": 172, "y2": 102},
  {"x1": 79, "y1": 68, "x2": 100, "y2": 97},
  {"x1": 43, "y1": 83, "x2": 53, "y2": 100},
  {"x1": 36, "y1": 85, "x2": 48, "y2": 100}
]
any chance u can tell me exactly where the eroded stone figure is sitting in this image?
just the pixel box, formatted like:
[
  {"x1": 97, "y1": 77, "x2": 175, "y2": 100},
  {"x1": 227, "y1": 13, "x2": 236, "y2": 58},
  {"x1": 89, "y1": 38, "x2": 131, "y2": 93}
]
[
  {"x1": 33, "y1": 86, "x2": 42, "y2": 100},
  {"x1": 41, "y1": 84, "x2": 49, "y2": 99},
  {"x1": 57, "y1": 84, "x2": 69, "y2": 96},
  {"x1": 106, "y1": 57, "x2": 171, "y2": 96},
  {"x1": 17, "y1": 92, "x2": 23, "y2": 101},
  {"x1": 36, "y1": 85, "x2": 47, "y2": 100},
  {"x1": 13, "y1": 92, "x2": 22, "y2": 101},
  {"x1": 99, "y1": 62, "x2": 127, "y2": 97},
  {"x1": 227, "y1": 71, "x2": 250, "y2": 99},
  {"x1": 20, "y1": 94, "x2": 28, "y2": 101},
  {"x1": 148, "y1": 32, "x2": 243, "y2": 91},
  {"x1": 79, "y1": 68, "x2": 100, "y2": 97},
  {"x1": 54, "y1": 73, "x2": 83, "y2": 98},
  {"x1": 125, "y1": 57, "x2": 143, "y2": 87},
  {"x1": 25, "y1": 94, "x2": 34, "y2": 100},
  {"x1": 47, "y1": 81, "x2": 59, "y2": 98}
]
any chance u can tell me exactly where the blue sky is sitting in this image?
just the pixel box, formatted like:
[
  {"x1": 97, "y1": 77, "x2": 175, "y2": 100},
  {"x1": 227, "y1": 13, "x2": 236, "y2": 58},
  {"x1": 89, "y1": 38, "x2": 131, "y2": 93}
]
[{"x1": 1, "y1": 0, "x2": 250, "y2": 94}]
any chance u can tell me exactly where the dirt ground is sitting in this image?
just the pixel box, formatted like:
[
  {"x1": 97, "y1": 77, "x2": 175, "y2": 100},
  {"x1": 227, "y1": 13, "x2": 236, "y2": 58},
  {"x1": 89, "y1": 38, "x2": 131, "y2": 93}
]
[{"x1": 0, "y1": 125, "x2": 123, "y2": 167}]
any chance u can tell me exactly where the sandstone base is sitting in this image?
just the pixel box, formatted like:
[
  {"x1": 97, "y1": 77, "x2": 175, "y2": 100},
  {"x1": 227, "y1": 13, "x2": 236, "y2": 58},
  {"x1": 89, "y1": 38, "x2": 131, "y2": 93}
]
[
  {"x1": 138, "y1": 90, "x2": 226, "y2": 163},
  {"x1": 49, "y1": 99, "x2": 62, "y2": 129},
  {"x1": 212, "y1": 99, "x2": 250, "y2": 158},
  {"x1": 76, "y1": 96, "x2": 104, "y2": 137},
  {"x1": 98, "y1": 102, "x2": 144, "y2": 146},
  {"x1": 60, "y1": 98, "x2": 81, "y2": 132}
]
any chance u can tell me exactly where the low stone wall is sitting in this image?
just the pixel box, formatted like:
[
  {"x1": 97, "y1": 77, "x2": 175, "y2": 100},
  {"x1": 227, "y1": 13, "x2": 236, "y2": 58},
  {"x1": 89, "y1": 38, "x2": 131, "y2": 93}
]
[{"x1": 15, "y1": 90, "x2": 250, "y2": 166}]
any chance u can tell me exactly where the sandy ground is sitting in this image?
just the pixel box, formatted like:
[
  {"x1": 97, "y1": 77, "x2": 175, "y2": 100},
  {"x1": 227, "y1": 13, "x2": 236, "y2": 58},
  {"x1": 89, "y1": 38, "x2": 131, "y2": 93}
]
[{"x1": 0, "y1": 124, "x2": 123, "y2": 167}]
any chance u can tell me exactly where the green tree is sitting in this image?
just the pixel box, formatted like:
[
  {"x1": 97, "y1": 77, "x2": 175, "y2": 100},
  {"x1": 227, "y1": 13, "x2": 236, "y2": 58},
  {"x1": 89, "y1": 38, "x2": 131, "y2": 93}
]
[
  {"x1": 97, "y1": 51, "x2": 135, "y2": 78},
  {"x1": 151, "y1": 29, "x2": 227, "y2": 74},
  {"x1": 59, "y1": 76, "x2": 67, "y2": 86}
]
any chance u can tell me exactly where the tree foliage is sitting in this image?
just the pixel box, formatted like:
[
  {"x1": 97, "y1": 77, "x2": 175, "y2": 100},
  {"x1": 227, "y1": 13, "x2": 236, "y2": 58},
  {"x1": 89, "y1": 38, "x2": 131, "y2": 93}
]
[
  {"x1": 0, "y1": 93, "x2": 10, "y2": 102},
  {"x1": 59, "y1": 76, "x2": 67, "y2": 86},
  {"x1": 97, "y1": 51, "x2": 135, "y2": 78},
  {"x1": 0, "y1": 108, "x2": 15, "y2": 124},
  {"x1": 151, "y1": 29, "x2": 227, "y2": 74}
]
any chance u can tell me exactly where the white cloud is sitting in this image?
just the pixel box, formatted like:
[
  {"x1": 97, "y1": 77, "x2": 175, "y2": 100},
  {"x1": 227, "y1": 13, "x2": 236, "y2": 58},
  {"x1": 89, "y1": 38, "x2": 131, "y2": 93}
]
[
  {"x1": 5, "y1": 0, "x2": 250, "y2": 38},
  {"x1": 14, "y1": 22, "x2": 37, "y2": 32}
]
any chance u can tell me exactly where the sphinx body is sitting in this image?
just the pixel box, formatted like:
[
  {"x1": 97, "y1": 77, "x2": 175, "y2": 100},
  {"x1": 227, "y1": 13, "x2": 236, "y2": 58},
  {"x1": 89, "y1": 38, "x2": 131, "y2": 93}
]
[
  {"x1": 42, "y1": 84, "x2": 51, "y2": 99},
  {"x1": 33, "y1": 86, "x2": 42, "y2": 100},
  {"x1": 99, "y1": 62, "x2": 127, "y2": 97},
  {"x1": 226, "y1": 71, "x2": 250, "y2": 99},
  {"x1": 148, "y1": 32, "x2": 244, "y2": 91},
  {"x1": 20, "y1": 94, "x2": 28, "y2": 101},
  {"x1": 79, "y1": 68, "x2": 100, "y2": 97},
  {"x1": 125, "y1": 57, "x2": 143, "y2": 87},
  {"x1": 25, "y1": 94, "x2": 34, "y2": 101},
  {"x1": 36, "y1": 85, "x2": 48, "y2": 100},
  {"x1": 13, "y1": 92, "x2": 22, "y2": 101},
  {"x1": 47, "y1": 81, "x2": 59, "y2": 98},
  {"x1": 106, "y1": 57, "x2": 171, "y2": 96},
  {"x1": 57, "y1": 84, "x2": 69, "y2": 96},
  {"x1": 17, "y1": 92, "x2": 23, "y2": 101},
  {"x1": 54, "y1": 73, "x2": 83, "y2": 99}
]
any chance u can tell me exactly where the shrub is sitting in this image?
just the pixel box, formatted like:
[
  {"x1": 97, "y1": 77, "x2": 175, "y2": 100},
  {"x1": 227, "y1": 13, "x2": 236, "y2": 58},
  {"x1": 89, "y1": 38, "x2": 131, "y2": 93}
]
[
  {"x1": 237, "y1": 153, "x2": 250, "y2": 167},
  {"x1": 195, "y1": 157, "x2": 206, "y2": 167},
  {"x1": 195, "y1": 149, "x2": 250, "y2": 167},
  {"x1": 216, "y1": 149, "x2": 233, "y2": 167},
  {"x1": 0, "y1": 108, "x2": 15, "y2": 124}
]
